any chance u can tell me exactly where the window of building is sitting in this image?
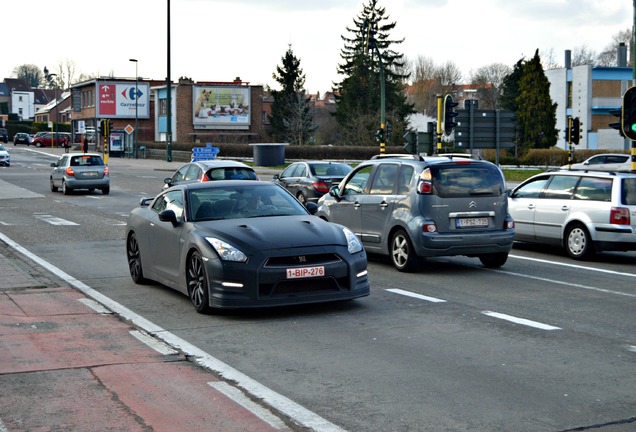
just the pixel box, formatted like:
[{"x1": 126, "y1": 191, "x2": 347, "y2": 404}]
[{"x1": 159, "y1": 99, "x2": 167, "y2": 115}]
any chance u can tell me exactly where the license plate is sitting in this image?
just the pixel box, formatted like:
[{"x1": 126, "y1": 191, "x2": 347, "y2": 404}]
[
  {"x1": 286, "y1": 266, "x2": 325, "y2": 279},
  {"x1": 457, "y1": 217, "x2": 488, "y2": 228},
  {"x1": 83, "y1": 171, "x2": 98, "y2": 177}
]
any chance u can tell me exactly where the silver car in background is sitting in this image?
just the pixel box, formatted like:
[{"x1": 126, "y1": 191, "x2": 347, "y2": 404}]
[
  {"x1": 508, "y1": 170, "x2": 636, "y2": 259},
  {"x1": 50, "y1": 153, "x2": 110, "y2": 195}
]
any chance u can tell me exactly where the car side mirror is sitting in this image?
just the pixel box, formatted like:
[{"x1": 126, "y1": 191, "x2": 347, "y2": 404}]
[
  {"x1": 273, "y1": 174, "x2": 280, "y2": 180},
  {"x1": 158, "y1": 209, "x2": 179, "y2": 226},
  {"x1": 305, "y1": 202, "x2": 318, "y2": 215},
  {"x1": 329, "y1": 185, "x2": 341, "y2": 200},
  {"x1": 50, "y1": 162, "x2": 56, "y2": 167},
  {"x1": 163, "y1": 178, "x2": 172, "y2": 186}
]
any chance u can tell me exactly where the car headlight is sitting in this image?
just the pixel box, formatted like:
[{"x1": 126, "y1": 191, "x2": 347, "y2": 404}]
[
  {"x1": 205, "y1": 237, "x2": 247, "y2": 262},
  {"x1": 343, "y1": 227, "x2": 363, "y2": 254}
]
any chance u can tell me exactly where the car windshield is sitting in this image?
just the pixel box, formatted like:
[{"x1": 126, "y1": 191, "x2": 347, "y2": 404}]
[
  {"x1": 189, "y1": 185, "x2": 307, "y2": 221},
  {"x1": 0, "y1": 144, "x2": 6, "y2": 150},
  {"x1": 431, "y1": 164, "x2": 504, "y2": 198}
]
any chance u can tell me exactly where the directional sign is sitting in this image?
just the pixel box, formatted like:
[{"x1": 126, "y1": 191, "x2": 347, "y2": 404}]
[
  {"x1": 454, "y1": 109, "x2": 515, "y2": 149},
  {"x1": 191, "y1": 143, "x2": 220, "y2": 162}
]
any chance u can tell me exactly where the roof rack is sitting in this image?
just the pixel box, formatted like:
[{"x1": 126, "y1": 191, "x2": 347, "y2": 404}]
[{"x1": 370, "y1": 154, "x2": 424, "y2": 160}]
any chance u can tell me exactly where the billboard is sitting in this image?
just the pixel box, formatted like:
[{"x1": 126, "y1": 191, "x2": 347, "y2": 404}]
[
  {"x1": 192, "y1": 85, "x2": 250, "y2": 129},
  {"x1": 97, "y1": 82, "x2": 150, "y2": 119}
]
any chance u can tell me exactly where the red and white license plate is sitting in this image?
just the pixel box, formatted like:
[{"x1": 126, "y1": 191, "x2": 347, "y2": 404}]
[{"x1": 286, "y1": 266, "x2": 325, "y2": 279}]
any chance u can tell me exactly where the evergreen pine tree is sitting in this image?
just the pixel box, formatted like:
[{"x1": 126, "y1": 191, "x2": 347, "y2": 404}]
[
  {"x1": 334, "y1": 0, "x2": 413, "y2": 146},
  {"x1": 515, "y1": 50, "x2": 558, "y2": 154},
  {"x1": 269, "y1": 45, "x2": 316, "y2": 145}
]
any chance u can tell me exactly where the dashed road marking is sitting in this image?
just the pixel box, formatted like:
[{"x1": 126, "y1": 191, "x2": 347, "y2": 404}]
[
  {"x1": 482, "y1": 311, "x2": 562, "y2": 331},
  {"x1": 130, "y1": 330, "x2": 179, "y2": 355},
  {"x1": 34, "y1": 214, "x2": 78, "y2": 225},
  {"x1": 386, "y1": 288, "x2": 447, "y2": 303}
]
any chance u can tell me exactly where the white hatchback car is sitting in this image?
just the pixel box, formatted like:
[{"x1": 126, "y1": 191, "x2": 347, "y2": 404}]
[
  {"x1": 561, "y1": 153, "x2": 632, "y2": 172},
  {"x1": 509, "y1": 170, "x2": 636, "y2": 259}
]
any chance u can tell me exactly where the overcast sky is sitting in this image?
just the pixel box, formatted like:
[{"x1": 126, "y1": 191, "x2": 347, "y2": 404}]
[{"x1": 3, "y1": 0, "x2": 631, "y2": 94}]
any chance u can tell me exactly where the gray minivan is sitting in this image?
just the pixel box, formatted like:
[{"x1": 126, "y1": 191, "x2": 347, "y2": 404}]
[{"x1": 315, "y1": 155, "x2": 515, "y2": 271}]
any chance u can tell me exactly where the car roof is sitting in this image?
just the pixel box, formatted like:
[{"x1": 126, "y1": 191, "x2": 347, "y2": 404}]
[
  {"x1": 192, "y1": 160, "x2": 252, "y2": 169},
  {"x1": 177, "y1": 179, "x2": 276, "y2": 191}
]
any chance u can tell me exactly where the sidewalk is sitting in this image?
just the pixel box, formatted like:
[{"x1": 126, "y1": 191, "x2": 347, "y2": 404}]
[{"x1": 0, "y1": 237, "x2": 294, "y2": 431}]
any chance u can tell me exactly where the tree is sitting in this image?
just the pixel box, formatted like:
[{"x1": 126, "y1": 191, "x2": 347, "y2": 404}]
[
  {"x1": 334, "y1": 0, "x2": 413, "y2": 146},
  {"x1": 268, "y1": 44, "x2": 316, "y2": 145},
  {"x1": 597, "y1": 28, "x2": 632, "y2": 66},
  {"x1": 469, "y1": 63, "x2": 512, "y2": 109},
  {"x1": 12, "y1": 64, "x2": 44, "y2": 88},
  {"x1": 515, "y1": 50, "x2": 558, "y2": 154},
  {"x1": 500, "y1": 59, "x2": 524, "y2": 112},
  {"x1": 54, "y1": 59, "x2": 78, "y2": 90},
  {"x1": 572, "y1": 45, "x2": 596, "y2": 66}
]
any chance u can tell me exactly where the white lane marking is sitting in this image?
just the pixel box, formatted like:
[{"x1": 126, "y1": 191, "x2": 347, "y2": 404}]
[
  {"x1": 511, "y1": 254, "x2": 636, "y2": 278},
  {"x1": 493, "y1": 268, "x2": 636, "y2": 299},
  {"x1": 482, "y1": 311, "x2": 561, "y2": 331},
  {"x1": 34, "y1": 214, "x2": 78, "y2": 226},
  {"x1": 0, "y1": 232, "x2": 344, "y2": 432},
  {"x1": 0, "y1": 221, "x2": 11, "y2": 225},
  {"x1": 386, "y1": 288, "x2": 447, "y2": 303},
  {"x1": 209, "y1": 381, "x2": 288, "y2": 430},
  {"x1": 129, "y1": 330, "x2": 179, "y2": 355}
]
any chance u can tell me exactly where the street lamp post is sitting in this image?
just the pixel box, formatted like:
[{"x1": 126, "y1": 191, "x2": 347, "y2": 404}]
[
  {"x1": 129, "y1": 59, "x2": 139, "y2": 159},
  {"x1": 49, "y1": 73, "x2": 58, "y2": 153}
]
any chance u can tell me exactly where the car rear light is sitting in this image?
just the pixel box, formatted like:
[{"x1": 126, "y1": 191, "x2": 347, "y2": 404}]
[
  {"x1": 610, "y1": 207, "x2": 630, "y2": 225},
  {"x1": 505, "y1": 219, "x2": 515, "y2": 229},
  {"x1": 313, "y1": 181, "x2": 330, "y2": 193},
  {"x1": 104, "y1": 166, "x2": 109, "y2": 175},
  {"x1": 423, "y1": 222, "x2": 437, "y2": 233},
  {"x1": 200, "y1": 173, "x2": 209, "y2": 182},
  {"x1": 418, "y1": 181, "x2": 432, "y2": 194},
  {"x1": 65, "y1": 167, "x2": 75, "y2": 177}
]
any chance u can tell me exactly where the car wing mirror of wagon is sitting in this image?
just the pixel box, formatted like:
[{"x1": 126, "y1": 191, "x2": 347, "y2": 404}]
[{"x1": 329, "y1": 185, "x2": 342, "y2": 199}]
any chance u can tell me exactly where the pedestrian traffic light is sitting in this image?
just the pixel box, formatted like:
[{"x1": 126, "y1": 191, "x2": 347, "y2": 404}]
[
  {"x1": 622, "y1": 86, "x2": 636, "y2": 140},
  {"x1": 570, "y1": 117, "x2": 581, "y2": 145},
  {"x1": 443, "y1": 95, "x2": 458, "y2": 135}
]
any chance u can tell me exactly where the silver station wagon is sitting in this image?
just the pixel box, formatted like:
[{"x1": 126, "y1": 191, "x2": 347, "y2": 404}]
[
  {"x1": 316, "y1": 155, "x2": 515, "y2": 271},
  {"x1": 508, "y1": 169, "x2": 636, "y2": 259}
]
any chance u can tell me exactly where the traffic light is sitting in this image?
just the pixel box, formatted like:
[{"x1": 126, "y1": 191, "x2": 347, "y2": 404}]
[
  {"x1": 443, "y1": 95, "x2": 458, "y2": 135},
  {"x1": 609, "y1": 108, "x2": 624, "y2": 137},
  {"x1": 622, "y1": 86, "x2": 636, "y2": 140},
  {"x1": 100, "y1": 119, "x2": 112, "y2": 137},
  {"x1": 565, "y1": 117, "x2": 572, "y2": 142},
  {"x1": 570, "y1": 117, "x2": 581, "y2": 145},
  {"x1": 375, "y1": 128, "x2": 384, "y2": 142}
]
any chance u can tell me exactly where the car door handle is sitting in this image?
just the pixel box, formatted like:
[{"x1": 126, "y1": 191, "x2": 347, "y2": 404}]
[
  {"x1": 561, "y1": 206, "x2": 569, "y2": 211},
  {"x1": 527, "y1": 204, "x2": 535, "y2": 209},
  {"x1": 353, "y1": 202, "x2": 361, "y2": 209},
  {"x1": 379, "y1": 201, "x2": 389, "y2": 208}
]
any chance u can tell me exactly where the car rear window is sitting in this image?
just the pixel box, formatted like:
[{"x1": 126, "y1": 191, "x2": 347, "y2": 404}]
[
  {"x1": 207, "y1": 167, "x2": 257, "y2": 180},
  {"x1": 432, "y1": 165, "x2": 504, "y2": 198},
  {"x1": 70, "y1": 155, "x2": 104, "y2": 166}
]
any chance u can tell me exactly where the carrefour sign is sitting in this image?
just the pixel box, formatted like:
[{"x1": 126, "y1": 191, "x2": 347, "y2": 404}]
[{"x1": 97, "y1": 82, "x2": 150, "y2": 119}]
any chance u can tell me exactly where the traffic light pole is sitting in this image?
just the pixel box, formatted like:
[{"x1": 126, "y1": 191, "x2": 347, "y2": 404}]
[
  {"x1": 436, "y1": 95, "x2": 443, "y2": 154},
  {"x1": 365, "y1": 19, "x2": 386, "y2": 154}
]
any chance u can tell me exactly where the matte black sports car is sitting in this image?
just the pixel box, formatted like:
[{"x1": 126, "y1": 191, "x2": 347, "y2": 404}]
[{"x1": 126, "y1": 181, "x2": 370, "y2": 313}]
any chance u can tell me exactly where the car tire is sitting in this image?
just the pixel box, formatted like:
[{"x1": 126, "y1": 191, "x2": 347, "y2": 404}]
[
  {"x1": 565, "y1": 223, "x2": 595, "y2": 260},
  {"x1": 127, "y1": 233, "x2": 146, "y2": 284},
  {"x1": 296, "y1": 192, "x2": 307, "y2": 205},
  {"x1": 50, "y1": 178, "x2": 58, "y2": 192},
  {"x1": 390, "y1": 229, "x2": 419, "y2": 272},
  {"x1": 187, "y1": 251, "x2": 213, "y2": 314},
  {"x1": 102, "y1": 187, "x2": 110, "y2": 195},
  {"x1": 479, "y1": 252, "x2": 508, "y2": 268},
  {"x1": 62, "y1": 180, "x2": 71, "y2": 195}
]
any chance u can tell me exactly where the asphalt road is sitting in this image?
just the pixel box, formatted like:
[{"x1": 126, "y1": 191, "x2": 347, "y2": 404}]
[{"x1": 1, "y1": 147, "x2": 636, "y2": 432}]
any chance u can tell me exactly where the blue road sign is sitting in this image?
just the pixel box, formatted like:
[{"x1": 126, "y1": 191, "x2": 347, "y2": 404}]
[{"x1": 191, "y1": 143, "x2": 220, "y2": 161}]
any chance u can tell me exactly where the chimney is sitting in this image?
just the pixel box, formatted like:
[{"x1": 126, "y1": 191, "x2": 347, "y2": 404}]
[
  {"x1": 618, "y1": 42, "x2": 627, "y2": 67},
  {"x1": 565, "y1": 50, "x2": 571, "y2": 69}
]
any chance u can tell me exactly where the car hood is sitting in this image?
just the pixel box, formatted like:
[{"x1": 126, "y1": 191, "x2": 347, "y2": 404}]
[{"x1": 193, "y1": 215, "x2": 345, "y2": 250}]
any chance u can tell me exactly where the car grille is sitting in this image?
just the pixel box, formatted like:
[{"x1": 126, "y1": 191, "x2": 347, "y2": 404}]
[
  {"x1": 264, "y1": 253, "x2": 341, "y2": 266},
  {"x1": 259, "y1": 253, "x2": 349, "y2": 297}
]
